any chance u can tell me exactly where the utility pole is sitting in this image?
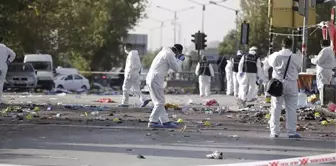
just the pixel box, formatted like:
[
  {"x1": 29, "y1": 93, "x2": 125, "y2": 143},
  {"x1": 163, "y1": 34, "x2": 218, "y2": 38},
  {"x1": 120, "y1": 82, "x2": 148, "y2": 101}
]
[
  {"x1": 174, "y1": 12, "x2": 177, "y2": 44},
  {"x1": 157, "y1": 6, "x2": 194, "y2": 44},
  {"x1": 301, "y1": 0, "x2": 309, "y2": 72}
]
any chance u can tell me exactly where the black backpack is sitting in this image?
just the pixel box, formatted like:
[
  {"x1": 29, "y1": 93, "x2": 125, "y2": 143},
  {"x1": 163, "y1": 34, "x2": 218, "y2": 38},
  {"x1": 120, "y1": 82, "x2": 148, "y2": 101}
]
[{"x1": 266, "y1": 55, "x2": 292, "y2": 97}]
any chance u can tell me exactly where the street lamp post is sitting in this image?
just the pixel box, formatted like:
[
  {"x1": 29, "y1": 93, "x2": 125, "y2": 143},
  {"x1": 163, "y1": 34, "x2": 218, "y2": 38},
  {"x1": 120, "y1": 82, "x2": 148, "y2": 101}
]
[
  {"x1": 209, "y1": 1, "x2": 240, "y2": 52},
  {"x1": 186, "y1": 0, "x2": 227, "y2": 33},
  {"x1": 157, "y1": 6, "x2": 194, "y2": 43},
  {"x1": 150, "y1": 18, "x2": 175, "y2": 48}
]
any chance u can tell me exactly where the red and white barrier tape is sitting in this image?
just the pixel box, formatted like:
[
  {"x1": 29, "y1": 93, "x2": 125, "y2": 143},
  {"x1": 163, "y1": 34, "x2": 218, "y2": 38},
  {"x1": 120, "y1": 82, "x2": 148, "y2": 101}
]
[{"x1": 200, "y1": 153, "x2": 336, "y2": 166}]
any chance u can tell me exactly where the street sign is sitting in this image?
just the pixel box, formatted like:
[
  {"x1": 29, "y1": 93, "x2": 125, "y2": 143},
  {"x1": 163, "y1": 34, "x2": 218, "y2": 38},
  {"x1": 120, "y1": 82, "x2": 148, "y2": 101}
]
[{"x1": 240, "y1": 21, "x2": 250, "y2": 45}]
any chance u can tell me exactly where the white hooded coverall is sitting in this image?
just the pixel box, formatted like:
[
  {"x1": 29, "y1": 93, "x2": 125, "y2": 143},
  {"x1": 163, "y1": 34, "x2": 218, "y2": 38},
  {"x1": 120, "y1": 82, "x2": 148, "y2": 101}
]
[
  {"x1": 268, "y1": 48, "x2": 302, "y2": 136},
  {"x1": 195, "y1": 62, "x2": 215, "y2": 97},
  {"x1": 0, "y1": 44, "x2": 15, "y2": 101},
  {"x1": 232, "y1": 51, "x2": 243, "y2": 97},
  {"x1": 311, "y1": 46, "x2": 336, "y2": 94},
  {"x1": 238, "y1": 50, "x2": 263, "y2": 101},
  {"x1": 146, "y1": 47, "x2": 182, "y2": 123},
  {"x1": 225, "y1": 59, "x2": 234, "y2": 95},
  {"x1": 122, "y1": 50, "x2": 146, "y2": 105},
  {"x1": 262, "y1": 57, "x2": 271, "y2": 96}
]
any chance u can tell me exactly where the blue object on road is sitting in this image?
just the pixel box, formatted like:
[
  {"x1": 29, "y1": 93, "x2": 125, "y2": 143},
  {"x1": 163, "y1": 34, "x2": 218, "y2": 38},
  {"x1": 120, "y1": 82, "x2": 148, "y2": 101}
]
[
  {"x1": 162, "y1": 122, "x2": 179, "y2": 128},
  {"x1": 289, "y1": 133, "x2": 302, "y2": 138},
  {"x1": 148, "y1": 122, "x2": 164, "y2": 128},
  {"x1": 140, "y1": 99, "x2": 151, "y2": 108}
]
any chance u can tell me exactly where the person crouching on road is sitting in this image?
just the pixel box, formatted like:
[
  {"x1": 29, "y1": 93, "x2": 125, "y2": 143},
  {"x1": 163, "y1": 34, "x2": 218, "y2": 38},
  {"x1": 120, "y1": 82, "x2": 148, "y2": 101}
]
[
  {"x1": 268, "y1": 37, "x2": 302, "y2": 138},
  {"x1": 147, "y1": 44, "x2": 185, "y2": 129},
  {"x1": 238, "y1": 46, "x2": 263, "y2": 102},
  {"x1": 0, "y1": 36, "x2": 16, "y2": 103},
  {"x1": 120, "y1": 43, "x2": 151, "y2": 108},
  {"x1": 311, "y1": 40, "x2": 336, "y2": 100},
  {"x1": 225, "y1": 56, "x2": 234, "y2": 95},
  {"x1": 232, "y1": 50, "x2": 243, "y2": 97},
  {"x1": 195, "y1": 55, "x2": 215, "y2": 97}
]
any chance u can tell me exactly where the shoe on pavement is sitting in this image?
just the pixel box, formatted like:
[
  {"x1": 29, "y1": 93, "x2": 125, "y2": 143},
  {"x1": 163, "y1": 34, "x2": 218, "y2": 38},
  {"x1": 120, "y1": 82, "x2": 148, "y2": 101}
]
[
  {"x1": 148, "y1": 122, "x2": 164, "y2": 128},
  {"x1": 206, "y1": 151, "x2": 223, "y2": 159},
  {"x1": 118, "y1": 104, "x2": 129, "y2": 108},
  {"x1": 289, "y1": 133, "x2": 302, "y2": 139},
  {"x1": 140, "y1": 99, "x2": 151, "y2": 108},
  {"x1": 270, "y1": 134, "x2": 279, "y2": 138},
  {"x1": 162, "y1": 122, "x2": 179, "y2": 128}
]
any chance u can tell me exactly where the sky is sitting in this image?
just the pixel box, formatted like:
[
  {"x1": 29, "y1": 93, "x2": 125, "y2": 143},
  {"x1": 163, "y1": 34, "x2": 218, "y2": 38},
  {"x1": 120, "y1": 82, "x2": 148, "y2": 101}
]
[{"x1": 130, "y1": 0, "x2": 240, "y2": 51}]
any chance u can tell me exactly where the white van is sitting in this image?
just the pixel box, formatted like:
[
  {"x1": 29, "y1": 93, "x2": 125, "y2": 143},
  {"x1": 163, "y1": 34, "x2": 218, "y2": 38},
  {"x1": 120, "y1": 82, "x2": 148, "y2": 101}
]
[{"x1": 24, "y1": 54, "x2": 54, "y2": 90}]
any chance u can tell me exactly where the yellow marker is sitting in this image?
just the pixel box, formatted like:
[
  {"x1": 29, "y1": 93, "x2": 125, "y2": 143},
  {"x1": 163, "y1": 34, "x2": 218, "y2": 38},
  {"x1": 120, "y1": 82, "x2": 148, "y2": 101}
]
[
  {"x1": 314, "y1": 112, "x2": 320, "y2": 117},
  {"x1": 113, "y1": 117, "x2": 120, "y2": 122},
  {"x1": 26, "y1": 114, "x2": 32, "y2": 120},
  {"x1": 33, "y1": 107, "x2": 40, "y2": 112},
  {"x1": 265, "y1": 97, "x2": 271, "y2": 103},
  {"x1": 177, "y1": 118, "x2": 184, "y2": 123},
  {"x1": 321, "y1": 120, "x2": 329, "y2": 126},
  {"x1": 203, "y1": 121, "x2": 211, "y2": 127},
  {"x1": 265, "y1": 113, "x2": 271, "y2": 120},
  {"x1": 84, "y1": 112, "x2": 88, "y2": 116}
]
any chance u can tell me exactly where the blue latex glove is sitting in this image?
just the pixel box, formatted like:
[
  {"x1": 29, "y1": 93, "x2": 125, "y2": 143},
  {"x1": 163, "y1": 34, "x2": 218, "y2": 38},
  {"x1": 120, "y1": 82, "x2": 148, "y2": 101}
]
[
  {"x1": 239, "y1": 72, "x2": 244, "y2": 77},
  {"x1": 177, "y1": 54, "x2": 185, "y2": 61}
]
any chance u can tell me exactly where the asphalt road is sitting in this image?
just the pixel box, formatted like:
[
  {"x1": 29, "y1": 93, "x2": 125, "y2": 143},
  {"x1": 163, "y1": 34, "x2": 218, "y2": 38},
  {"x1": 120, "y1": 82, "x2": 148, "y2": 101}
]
[
  {"x1": 2, "y1": 93, "x2": 242, "y2": 108},
  {"x1": 0, "y1": 125, "x2": 335, "y2": 166},
  {"x1": 0, "y1": 93, "x2": 335, "y2": 166}
]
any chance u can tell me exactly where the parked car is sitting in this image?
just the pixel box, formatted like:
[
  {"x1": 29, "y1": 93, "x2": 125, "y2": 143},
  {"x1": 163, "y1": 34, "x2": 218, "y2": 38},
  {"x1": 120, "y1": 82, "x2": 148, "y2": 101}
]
[
  {"x1": 54, "y1": 74, "x2": 90, "y2": 91},
  {"x1": 4, "y1": 63, "x2": 38, "y2": 91}
]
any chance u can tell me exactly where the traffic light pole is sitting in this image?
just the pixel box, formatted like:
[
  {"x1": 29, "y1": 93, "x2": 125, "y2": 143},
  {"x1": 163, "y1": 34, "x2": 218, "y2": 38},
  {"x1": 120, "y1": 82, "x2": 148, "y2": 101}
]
[{"x1": 301, "y1": 0, "x2": 309, "y2": 72}]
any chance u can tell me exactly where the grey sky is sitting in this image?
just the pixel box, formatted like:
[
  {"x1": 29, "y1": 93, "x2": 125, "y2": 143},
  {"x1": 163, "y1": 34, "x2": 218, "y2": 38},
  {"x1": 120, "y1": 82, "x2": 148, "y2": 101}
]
[{"x1": 130, "y1": 0, "x2": 240, "y2": 51}]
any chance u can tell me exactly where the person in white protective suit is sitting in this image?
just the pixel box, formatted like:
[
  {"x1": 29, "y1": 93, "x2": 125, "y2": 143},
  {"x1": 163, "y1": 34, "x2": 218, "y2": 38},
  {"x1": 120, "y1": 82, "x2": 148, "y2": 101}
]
[
  {"x1": 195, "y1": 55, "x2": 215, "y2": 97},
  {"x1": 311, "y1": 40, "x2": 336, "y2": 98},
  {"x1": 146, "y1": 44, "x2": 185, "y2": 129},
  {"x1": 261, "y1": 56, "x2": 272, "y2": 103},
  {"x1": 0, "y1": 37, "x2": 15, "y2": 103},
  {"x1": 268, "y1": 37, "x2": 302, "y2": 138},
  {"x1": 238, "y1": 46, "x2": 263, "y2": 102},
  {"x1": 120, "y1": 43, "x2": 151, "y2": 107},
  {"x1": 232, "y1": 50, "x2": 244, "y2": 97},
  {"x1": 225, "y1": 57, "x2": 234, "y2": 95}
]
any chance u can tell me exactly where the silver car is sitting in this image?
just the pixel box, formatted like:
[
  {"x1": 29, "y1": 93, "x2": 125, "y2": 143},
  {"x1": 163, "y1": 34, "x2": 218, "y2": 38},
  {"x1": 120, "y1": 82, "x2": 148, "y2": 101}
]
[{"x1": 5, "y1": 63, "x2": 38, "y2": 90}]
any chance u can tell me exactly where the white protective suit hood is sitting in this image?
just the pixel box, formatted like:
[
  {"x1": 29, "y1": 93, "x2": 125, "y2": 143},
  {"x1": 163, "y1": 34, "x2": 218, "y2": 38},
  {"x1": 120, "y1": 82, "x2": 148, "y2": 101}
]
[
  {"x1": 237, "y1": 50, "x2": 243, "y2": 56},
  {"x1": 124, "y1": 50, "x2": 141, "y2": 78}
]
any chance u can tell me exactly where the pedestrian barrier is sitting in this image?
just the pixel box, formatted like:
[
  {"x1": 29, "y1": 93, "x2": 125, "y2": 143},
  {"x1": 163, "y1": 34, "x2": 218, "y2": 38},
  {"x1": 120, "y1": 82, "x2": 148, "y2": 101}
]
[{"x1": 200, "y1": 153, "x2": 336, "y2": 166}]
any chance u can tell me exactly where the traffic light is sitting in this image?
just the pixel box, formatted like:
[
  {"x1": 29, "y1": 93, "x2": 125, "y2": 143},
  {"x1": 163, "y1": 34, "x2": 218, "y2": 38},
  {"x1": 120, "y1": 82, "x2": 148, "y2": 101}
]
[
  {"x1": 191, "y1": 31, "x2": 203, "y2": 50},
  {"x1": 200, "y1": 33, "x2": 207, "y2": 50},
  {"x1": 191, "y1": 32, "x2": 199, "y2": 50}
]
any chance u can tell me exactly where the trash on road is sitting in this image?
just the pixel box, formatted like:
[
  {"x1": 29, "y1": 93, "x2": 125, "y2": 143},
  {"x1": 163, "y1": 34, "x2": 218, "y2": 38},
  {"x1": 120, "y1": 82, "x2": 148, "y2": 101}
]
[
  {"x1": 206, "y1": 151, "x2": 223, "y2": 159},
  {"x1": 205, "y1": 99, "x2": 219, "y2": 107},
  {"x1": 137, "y1": 154, "x2": 145, "y2": 159},
  {"x1": 96, "y1": 98, "x2": 115, "y2": 103}
]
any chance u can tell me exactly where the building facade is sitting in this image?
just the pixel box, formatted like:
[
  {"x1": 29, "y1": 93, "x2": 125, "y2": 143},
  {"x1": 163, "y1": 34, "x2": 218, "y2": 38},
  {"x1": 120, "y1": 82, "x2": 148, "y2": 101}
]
[{"x1": 124, "y1": 34, "x2": 148, "y2": 57}]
